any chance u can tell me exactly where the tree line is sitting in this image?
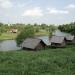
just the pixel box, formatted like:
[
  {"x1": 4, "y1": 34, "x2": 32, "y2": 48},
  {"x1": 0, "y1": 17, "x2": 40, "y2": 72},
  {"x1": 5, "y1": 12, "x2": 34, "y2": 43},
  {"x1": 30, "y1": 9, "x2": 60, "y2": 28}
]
[
  {"x1": 58, "y1": 22, "x2": 75, "y2": 35},
  {"x1": 0, "y1": 22, "x2": 57, "y2": 34}
]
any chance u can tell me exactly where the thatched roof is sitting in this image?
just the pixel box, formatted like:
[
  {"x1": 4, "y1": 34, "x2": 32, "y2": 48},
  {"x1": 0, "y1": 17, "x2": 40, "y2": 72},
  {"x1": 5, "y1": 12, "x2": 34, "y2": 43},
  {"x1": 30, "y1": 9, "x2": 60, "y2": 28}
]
[
  {"x1": 36, "y1": 36, "x2": 51, "y2": 46},
  {"x1": 21, "y1": 38, "x2": 43, "y2": 49},
  {"x1": 50, "y1": 36, "x2": 65, "y2": 44},
  {"x1": 65, "y1": 35, "x2": 74, "y2": 41}
]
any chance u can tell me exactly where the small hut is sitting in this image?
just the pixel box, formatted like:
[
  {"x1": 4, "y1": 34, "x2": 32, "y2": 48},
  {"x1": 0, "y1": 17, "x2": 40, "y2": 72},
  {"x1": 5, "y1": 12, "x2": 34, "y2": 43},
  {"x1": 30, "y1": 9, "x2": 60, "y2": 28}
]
[
  {"x1": 9, "y1": 29, "x2": 18, "y2": 33},
  {"x1": 21, "y1": 38, "x2": 46, "y2": 50},
  {"x1": 65, "y1": 35, "x2": 75, "y2": 44},
  {"x1": 12, "y1": 29, "x2": 18, "y2": 33},
  {"x1": 53, "y1": 30, "x2": 75, "y2": 44},
  {"x1": 50, "y1": 36, "x2": 66, "y2": 48}
]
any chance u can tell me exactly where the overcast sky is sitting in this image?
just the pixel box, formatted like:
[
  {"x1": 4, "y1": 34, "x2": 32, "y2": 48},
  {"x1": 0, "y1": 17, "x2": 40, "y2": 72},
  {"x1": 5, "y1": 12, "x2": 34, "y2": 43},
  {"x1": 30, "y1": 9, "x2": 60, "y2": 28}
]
[{"x1": 0, "y1": 0, "x2": 75, "y2": 25}]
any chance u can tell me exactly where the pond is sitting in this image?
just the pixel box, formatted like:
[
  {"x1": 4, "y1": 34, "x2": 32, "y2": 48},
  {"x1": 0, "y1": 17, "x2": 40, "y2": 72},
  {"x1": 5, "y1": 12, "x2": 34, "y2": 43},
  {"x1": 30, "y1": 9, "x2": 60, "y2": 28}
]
[{"x1": 0, "y1": 40, "x2": 21, "y2": 51}]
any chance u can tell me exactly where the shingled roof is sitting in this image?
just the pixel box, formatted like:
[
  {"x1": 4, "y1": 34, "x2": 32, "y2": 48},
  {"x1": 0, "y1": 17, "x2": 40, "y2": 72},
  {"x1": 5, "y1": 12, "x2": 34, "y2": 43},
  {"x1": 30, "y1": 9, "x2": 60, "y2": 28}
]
[
  {"x1": 50, "y1": 36, "x2": 65, "y2": 44},
  {"x1": 21, "y1": 38, "x2": 43, "y2": 49}
]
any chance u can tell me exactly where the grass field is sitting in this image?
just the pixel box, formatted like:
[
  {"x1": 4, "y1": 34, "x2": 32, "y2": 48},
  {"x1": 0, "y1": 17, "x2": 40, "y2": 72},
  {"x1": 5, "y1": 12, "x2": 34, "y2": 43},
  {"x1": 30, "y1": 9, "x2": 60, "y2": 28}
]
[
  {"x1": 35, "y1": 30, "x2": 48, "y2": 36},
  {"x1": 0, "y1": 44, "x2": 75, "y2": 75},
  {"x1": 0, "y1": 33, "x2": 17, "y2": 40}
]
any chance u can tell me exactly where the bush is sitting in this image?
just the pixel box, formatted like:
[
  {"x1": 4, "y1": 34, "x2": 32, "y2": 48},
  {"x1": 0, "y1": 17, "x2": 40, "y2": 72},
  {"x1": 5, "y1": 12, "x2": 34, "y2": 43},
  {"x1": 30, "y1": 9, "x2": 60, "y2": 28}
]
[{"x1": 16, "y1": 25, "x2": 35, "y2": 46}]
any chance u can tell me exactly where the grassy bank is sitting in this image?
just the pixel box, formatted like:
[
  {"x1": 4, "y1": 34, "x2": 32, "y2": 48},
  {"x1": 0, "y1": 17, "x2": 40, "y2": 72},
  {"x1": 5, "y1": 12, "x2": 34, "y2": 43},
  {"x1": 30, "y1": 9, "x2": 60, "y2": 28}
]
[
  {"x1": 0, "y1": 33, "x2": 17, "y2": 40},
  {"x1": 0, "y1": 45, "x2": 75, "y2": 75}
]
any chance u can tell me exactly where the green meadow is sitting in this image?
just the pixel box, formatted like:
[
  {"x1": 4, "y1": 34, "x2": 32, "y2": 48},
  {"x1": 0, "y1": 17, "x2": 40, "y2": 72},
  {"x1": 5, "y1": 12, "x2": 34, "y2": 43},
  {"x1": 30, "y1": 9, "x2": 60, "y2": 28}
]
[
  {"x1": 0, "y1": 33, "x2": 17, "y2": 40},
  {"x1": 0, "y1": 44, "x2": 75, "y2": 75},
  {"x1": 0, "y1": 29, "x2": 48, "y2": 40}
]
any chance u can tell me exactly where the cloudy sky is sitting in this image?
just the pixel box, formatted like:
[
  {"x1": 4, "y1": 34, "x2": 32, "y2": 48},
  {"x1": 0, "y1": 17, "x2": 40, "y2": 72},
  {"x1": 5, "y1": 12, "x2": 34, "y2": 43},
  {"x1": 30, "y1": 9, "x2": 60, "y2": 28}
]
[{"x1": 0, "y1": 0, "x2": 75, "y2": 24}]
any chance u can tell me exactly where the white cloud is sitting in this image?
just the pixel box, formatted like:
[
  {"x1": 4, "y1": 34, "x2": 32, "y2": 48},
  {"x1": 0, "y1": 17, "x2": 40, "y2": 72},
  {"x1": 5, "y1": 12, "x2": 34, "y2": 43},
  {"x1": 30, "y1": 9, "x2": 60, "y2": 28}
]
[
  {"x1": 22, "y1": 7, "x2": 43, "y2": 17},
  {"x1": 47, "y1": 8, "x2": 69, "y2": 15},
  {"x1": 0, "y1": 0, "x2": 13, "y2": 8},
  {"x1": 65, "y1": 4, "x2": 75, "y2": 9}
]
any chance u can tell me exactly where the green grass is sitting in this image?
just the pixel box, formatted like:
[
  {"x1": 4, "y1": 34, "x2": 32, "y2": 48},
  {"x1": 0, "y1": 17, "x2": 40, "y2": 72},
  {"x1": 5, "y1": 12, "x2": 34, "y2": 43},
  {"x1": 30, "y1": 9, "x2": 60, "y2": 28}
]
[
  {"x1": 0, "y1": 44, "x2": 75, "y2": 75},
  {"x1": 35, "y1": 29, "x2": 48, "y2": 36},
  {"x1": 0, "y1": 33, "x2": 17, "y2": 40},
  {"x1": 0, "y1": 30, "x2": 48, "y2": 40}
]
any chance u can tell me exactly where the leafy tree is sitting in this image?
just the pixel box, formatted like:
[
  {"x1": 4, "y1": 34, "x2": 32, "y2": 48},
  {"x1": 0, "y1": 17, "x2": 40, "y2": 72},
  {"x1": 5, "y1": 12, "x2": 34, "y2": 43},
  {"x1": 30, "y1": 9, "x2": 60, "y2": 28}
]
[
  {"x1": 48, "y1": 25, "x2": 56, "y2": 36},
  {"x1": 16, "y1": 25, "x2": 35, "y2": 46},
  {"x1": 58, "y1": 22, "x2": 75, "y2": 35},
  {"x1": 40, "y1": 24, "x2": 47, "y2": 29},
  {"x1": 0, "y1": 23, "x2": 4, "y2": 35},
  {"x1": 35, "y1": 27, "x2": 40, "y2": 33},
  {"x1": 34, "y1": 23, "x2": 38, "y2": 26},
  {"x1": 34, "y1": 24, "x2": 40, "y2": 33},
  {"x1": 0, "y1": 23, "x2": 3, "y2": 26}
]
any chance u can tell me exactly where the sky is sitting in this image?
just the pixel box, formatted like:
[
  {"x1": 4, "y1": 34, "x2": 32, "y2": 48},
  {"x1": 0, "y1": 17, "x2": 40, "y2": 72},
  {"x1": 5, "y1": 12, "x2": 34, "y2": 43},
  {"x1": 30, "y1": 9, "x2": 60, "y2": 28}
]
[{"x1": 0, "y1": 0, "x2": 75, "y2": 25}]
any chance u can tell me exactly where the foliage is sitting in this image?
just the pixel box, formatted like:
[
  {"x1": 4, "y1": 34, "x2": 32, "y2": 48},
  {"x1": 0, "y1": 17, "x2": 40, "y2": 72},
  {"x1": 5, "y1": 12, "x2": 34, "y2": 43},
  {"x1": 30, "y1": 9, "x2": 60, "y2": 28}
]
[
  {"x1": 35, "y1": 27, "x2": 40, "y2": 33},
  {"x1": 0, "y1": 23, "x2": 3, "y2": 26},
  {"x1": 0, "y1": 23, "x2": 4, "y2": 35},
  {"x1": 48, "y1": 25, "x2": 56, "y2": 36},
  {"x1": 16, "y1": 25, "x2": 35, "y2": 46},
  {"x1": 58, "y1": 22, "x2": 75, "y2": 35},
  {"x1": 34, "y1": 25, "x2": 40, "y2": 33},
  {"x1": 40, "y1": 24, "x2": 48, "y2": 30},
  {"x1": 0, "y1": 44, "x2": 75, "y2": 75}
]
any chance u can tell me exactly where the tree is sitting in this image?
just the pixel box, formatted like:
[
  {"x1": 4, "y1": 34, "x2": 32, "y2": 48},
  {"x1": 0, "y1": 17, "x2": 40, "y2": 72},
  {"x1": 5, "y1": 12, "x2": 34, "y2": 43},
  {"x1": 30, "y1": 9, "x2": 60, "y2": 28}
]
[
  {"x1": 16, "y1": 25, "x2": 35, "y2": 46},
  {"x1": 40, "y1": 24, "x2": 47, "y2": 29},
  {"x1": 0, "y1": 23, "x2": 4, "y2": 35},
  {"x1": 0, "y1": 23, "x2": 3, "y2": 27},
  {"x1": 48, "y1": 25, "x2": 56, "y2": 36},
  {"x1": 58, "y1": 22, "x2": 75, "y2": 35}
]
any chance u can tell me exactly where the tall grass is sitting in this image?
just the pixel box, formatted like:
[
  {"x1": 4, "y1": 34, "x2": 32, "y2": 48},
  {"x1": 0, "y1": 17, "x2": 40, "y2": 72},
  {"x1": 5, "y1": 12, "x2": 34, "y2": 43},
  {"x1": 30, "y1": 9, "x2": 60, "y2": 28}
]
[{"x1": 0, "y1": 44, "x2": 75, "y2": 75}]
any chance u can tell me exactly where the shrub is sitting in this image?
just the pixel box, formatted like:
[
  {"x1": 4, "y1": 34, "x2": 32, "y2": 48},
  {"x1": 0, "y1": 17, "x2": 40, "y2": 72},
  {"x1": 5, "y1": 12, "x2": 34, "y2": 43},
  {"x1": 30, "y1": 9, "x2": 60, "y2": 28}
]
[{"x1": 16, "y1": 25, "x2": 35, "y2": 46}]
